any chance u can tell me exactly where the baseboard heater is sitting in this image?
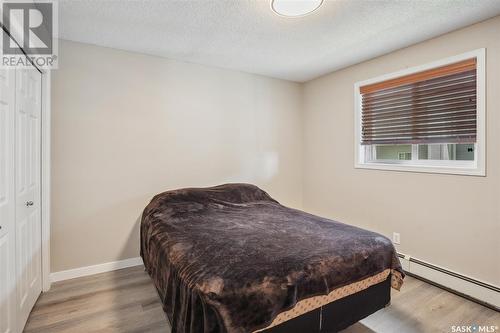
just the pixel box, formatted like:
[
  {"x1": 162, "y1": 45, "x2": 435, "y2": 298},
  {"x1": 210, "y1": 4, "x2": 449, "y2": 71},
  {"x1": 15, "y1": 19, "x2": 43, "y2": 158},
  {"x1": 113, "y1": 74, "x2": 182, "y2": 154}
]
[{"x1": 397, "y1": 253, "x2": 499, "y2": 311}]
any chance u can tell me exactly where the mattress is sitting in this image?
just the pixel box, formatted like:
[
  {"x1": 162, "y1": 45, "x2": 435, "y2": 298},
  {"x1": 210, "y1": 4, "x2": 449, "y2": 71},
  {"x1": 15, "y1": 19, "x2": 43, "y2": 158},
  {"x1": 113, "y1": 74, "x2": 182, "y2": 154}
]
[{"x1": 140, "y1": 183, "x2": 404, "y2": 333}]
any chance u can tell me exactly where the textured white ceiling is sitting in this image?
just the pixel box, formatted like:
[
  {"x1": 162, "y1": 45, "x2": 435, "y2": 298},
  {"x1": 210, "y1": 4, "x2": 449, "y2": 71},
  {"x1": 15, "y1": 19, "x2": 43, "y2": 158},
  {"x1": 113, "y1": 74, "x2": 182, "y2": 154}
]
[{"x1": 58, "y1": 0, "x2": 500, "y2": 82}]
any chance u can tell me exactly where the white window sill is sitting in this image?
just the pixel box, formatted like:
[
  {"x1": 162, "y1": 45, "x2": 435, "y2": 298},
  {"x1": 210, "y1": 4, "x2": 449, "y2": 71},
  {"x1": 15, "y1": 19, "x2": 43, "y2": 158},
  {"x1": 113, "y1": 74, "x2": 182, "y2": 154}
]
[
  {"x1": 353, "y1": 49, "x2": 486, "y2": 178},
  {"x1": 355, "y1": 161, "x2": 485, "y2": 176}
]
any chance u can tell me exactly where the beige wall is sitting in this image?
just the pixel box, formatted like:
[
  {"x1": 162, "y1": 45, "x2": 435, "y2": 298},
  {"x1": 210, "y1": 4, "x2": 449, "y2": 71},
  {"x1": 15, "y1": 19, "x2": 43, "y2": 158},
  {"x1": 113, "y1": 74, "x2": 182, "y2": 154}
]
[
  {"x1": 53, "y1": 18, "x2": 500, "y2": 284},
  {"x1": 302, "y1": 17, "x2": 500, "y2": 285},
  {"x1": 51, "y1": 40, "x2": 303, "y2": 272}
]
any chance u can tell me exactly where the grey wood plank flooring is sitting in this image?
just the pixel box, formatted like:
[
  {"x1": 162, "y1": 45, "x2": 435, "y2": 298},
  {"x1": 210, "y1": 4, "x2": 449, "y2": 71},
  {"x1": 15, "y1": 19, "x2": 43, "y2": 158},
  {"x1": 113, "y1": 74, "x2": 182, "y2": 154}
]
[{"x1": 24, "y1": 265, "x2": 499, "y2": 333}]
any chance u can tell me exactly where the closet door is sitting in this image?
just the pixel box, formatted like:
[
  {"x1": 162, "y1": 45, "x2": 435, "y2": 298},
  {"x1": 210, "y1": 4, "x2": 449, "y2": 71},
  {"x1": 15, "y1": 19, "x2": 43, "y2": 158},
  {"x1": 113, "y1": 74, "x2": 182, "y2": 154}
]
[
  {"x1": 0, "y1": 68, "x2": 16, "y2": 333},
  {"x1": 15, "y1": 66, "x2": 42, "y2": 331}
]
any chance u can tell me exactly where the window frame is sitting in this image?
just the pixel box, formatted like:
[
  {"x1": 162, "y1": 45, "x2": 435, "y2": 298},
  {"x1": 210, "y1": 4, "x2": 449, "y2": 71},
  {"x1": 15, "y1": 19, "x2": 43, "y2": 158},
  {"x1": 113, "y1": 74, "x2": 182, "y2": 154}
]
[{"x1": 354, "y1": 49, "x2": 486, "y2": 176}]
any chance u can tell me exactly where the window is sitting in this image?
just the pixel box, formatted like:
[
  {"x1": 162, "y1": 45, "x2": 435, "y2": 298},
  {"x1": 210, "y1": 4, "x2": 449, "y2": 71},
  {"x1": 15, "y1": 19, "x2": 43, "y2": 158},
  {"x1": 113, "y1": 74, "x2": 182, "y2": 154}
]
[{"x1": 354, "y1": 49, "x2": 485, "y2": 176}]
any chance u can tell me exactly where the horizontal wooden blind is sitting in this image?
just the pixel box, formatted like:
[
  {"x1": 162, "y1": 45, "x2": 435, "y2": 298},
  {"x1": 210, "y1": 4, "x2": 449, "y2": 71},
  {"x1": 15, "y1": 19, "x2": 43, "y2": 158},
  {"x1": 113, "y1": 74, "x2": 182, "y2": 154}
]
[{"x1": 360, "y1": 58, "x2": 477, "y2": 145}]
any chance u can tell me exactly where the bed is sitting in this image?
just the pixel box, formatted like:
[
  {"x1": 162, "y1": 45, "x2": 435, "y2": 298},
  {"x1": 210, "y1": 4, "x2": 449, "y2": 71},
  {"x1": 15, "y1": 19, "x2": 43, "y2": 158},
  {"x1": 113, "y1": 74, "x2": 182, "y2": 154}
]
[{"x1": 140, "y1": 184, "x2": 404, "y2": 333}]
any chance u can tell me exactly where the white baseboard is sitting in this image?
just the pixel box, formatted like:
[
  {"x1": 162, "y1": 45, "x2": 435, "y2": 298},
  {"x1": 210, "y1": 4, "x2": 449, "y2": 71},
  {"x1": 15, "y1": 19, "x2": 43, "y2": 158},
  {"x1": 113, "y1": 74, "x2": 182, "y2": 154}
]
[
  {"x1": 49, "y1": 254, "x2": 499, "y2": 310},
  {"x1": 50, "y1": 257, "x2": 144, "y2": 283},
  {"x1": 398, "y1": 254, "x2": 500, "y2": 309}
]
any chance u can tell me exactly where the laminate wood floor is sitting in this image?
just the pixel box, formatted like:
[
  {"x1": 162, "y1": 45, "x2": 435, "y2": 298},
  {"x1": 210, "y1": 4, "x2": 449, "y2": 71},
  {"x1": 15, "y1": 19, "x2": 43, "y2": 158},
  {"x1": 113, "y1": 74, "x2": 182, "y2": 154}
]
[{"x1": 24, "y1": 265, "x2": 499, "y2": 333}]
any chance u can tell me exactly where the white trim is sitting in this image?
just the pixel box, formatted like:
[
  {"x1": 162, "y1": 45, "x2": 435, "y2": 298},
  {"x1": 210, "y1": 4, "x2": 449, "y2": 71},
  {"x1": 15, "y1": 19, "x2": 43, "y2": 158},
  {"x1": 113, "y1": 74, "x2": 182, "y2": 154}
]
[
  {"x1": 358, "y1": 157, "x2": 482, "y2": 176},
  {"x1": 50, "y1": 257, "x2": 144, "y2": 283},
  {"x1": 40, "y1": 69, "x2": 51, "y2": 291},
  {"x1": 354, "y1": 48, "x2": 486, "y2": 176},
  {"x1": 410, "y1": 144, "x2": 418, "y2": 161},
  {"x1": 398, "y1": 255, "x2": 500, "y2": 309},
  {"x1": 49, "y1": 255, "x2": 500, "y2": 308},
  {"x1": 475, "y1": 48, "x2": 486, "y2": 176}
]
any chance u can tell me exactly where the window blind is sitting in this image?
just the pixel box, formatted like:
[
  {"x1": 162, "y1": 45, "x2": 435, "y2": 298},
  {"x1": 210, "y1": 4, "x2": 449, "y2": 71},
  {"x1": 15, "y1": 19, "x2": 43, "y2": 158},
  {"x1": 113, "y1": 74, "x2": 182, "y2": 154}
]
[{"x1": 360, "y1": 58, "x2": 477, "y2": 145}]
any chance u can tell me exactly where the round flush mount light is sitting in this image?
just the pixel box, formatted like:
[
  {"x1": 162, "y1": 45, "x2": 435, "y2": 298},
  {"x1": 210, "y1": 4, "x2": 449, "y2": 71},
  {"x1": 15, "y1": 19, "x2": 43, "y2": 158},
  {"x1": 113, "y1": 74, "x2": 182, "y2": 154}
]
[{"x1": 271, "y1": 0, "x2": 324, "y2": 18}]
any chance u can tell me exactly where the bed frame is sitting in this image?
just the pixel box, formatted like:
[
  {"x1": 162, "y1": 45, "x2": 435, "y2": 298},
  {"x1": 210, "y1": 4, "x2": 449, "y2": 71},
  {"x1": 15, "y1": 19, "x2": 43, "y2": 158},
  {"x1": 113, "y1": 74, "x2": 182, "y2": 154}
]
[{"x1": 261, "y1": 276, "x2": 391, "y2": 333}]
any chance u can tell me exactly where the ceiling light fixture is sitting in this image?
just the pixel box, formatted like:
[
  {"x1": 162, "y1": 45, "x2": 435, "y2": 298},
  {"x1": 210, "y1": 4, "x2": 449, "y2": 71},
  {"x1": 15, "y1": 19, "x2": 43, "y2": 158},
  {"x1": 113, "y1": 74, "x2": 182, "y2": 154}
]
[{"x1": 271, "y1": 0, "x2": 324, "y2": 18}]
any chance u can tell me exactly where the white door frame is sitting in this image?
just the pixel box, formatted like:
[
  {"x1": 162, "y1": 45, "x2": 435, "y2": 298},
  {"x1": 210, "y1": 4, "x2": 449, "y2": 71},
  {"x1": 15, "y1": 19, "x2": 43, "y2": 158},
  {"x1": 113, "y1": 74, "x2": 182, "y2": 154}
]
[{"x1": 40, "y1": 69, "x2": 51, "y2": 292}]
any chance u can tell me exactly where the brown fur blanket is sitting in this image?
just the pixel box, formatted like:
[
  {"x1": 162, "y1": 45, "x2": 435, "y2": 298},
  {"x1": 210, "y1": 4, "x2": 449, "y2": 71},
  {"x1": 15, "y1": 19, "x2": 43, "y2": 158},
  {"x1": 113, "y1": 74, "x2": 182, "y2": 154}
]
[{"x1": 140, "y1": 184, "x2": 403, "y2": 333}]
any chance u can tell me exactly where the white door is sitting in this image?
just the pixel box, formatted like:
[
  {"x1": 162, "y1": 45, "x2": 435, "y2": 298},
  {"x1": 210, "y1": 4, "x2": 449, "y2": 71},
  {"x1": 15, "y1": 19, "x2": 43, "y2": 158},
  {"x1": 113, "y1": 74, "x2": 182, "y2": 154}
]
[
  {"x1": 14, "y1": 66, "x2": 42, "y2": 331},
  {"x1": 0, "y1": 68, "x2": 16, "y2": 333}
]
